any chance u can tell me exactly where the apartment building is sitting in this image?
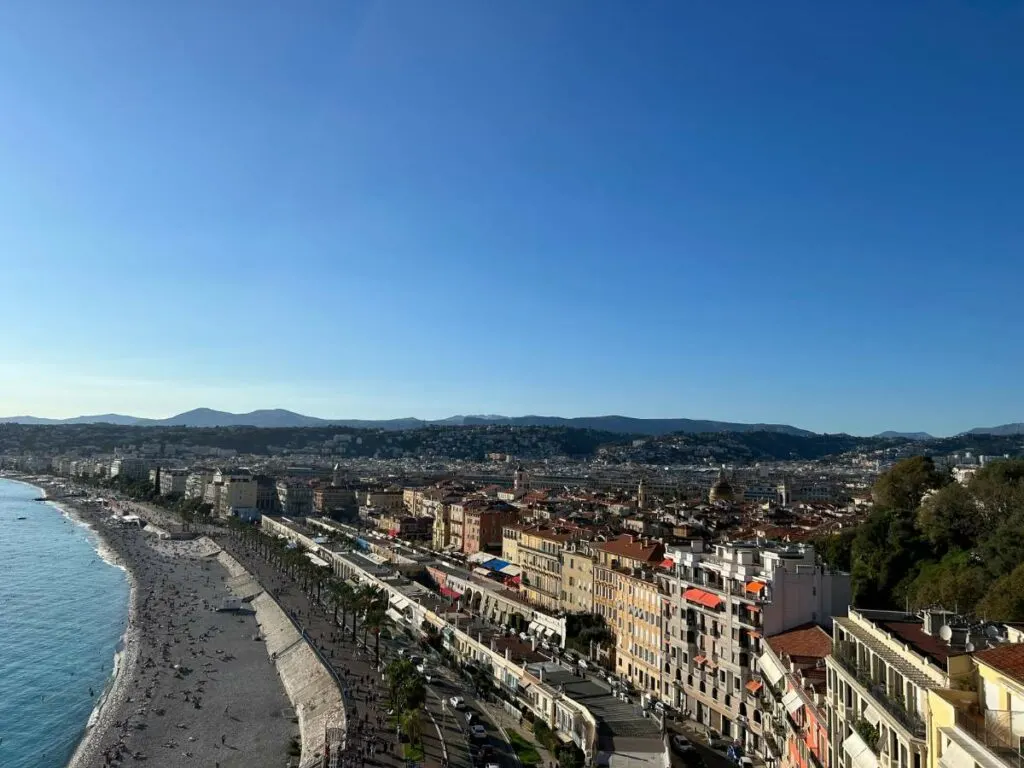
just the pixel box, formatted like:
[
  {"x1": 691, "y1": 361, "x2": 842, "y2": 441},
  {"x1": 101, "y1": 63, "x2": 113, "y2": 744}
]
[
  {"x1": 277, "y1": 479, "x2": 314, "y2": 516},
  {"x1": 313, "y1": 485, "x2": 355, "y2": 517},
  {"x1": 110, "y1": 457, "x2": 148, "y2": 480},
  {"x1": 462, "y1": 502, "x2": 518, "y2": 555},
  {"x1": 363, "y1": 489, "x2": 404, "y2": 512},
  {"x1": 662, "y1": 540, "x2": 850, "y2": 752},
  {"x1": 159, "y1": 468, "x2": 188, "y2": 497},
  {"x1": 255, "y1": 475, "x2": 279, "y2": 513},
  {"x1": 927, "y1": 636, "x2": 1024, "y2": 768},
  {"x1": 201, "y1": 470, "x2": 257, "y2": 518},
  {"x1": 760, "y1": 624, "x2": 832, "y2": 768},
  {"x1": 827, "y1": 610, "x2": 964, "y2": 768},
  {"x1": 593, "y1": 534, "x2": 666, "y2": 697},
  {"x1": 517, "y1": 525, "x2": 579, "y2": 612},
  {"x1": 560, "y1": 542, "x2": 596, "y2": 614},
  {"x1": 185, "y1": 470, "x2": 214, "y2": 500},
  {"x1": 501, "y1": 524, "x2": 523, "y2": 566},
  {"x1": 433, "y1": 506, "x2": 452, "y2": 551}
]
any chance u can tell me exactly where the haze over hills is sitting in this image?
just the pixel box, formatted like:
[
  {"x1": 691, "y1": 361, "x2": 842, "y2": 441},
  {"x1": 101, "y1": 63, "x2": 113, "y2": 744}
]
[
  {"x1": 0, "y1": 408, "x2": 1018, "y2": 438},
  {"x1": 874, "y1": 431, "x2": 935, "y2": 440}
]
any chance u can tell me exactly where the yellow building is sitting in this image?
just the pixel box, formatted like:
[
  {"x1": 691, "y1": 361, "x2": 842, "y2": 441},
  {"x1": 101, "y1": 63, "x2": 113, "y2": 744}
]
[
  {"x1": 593, "y1": 535, "x2": 666, "y2": 695},
  {"x1": 501, "y1": 524, "x2": 522, "y2": 566},
  {"x1": 560, "y1": 542, "x2": 596, "y2": 614},
  {"x1": 927, "y1": 639, "x2": 1024, "y2": 768},
  {"x1": 518, "y1": 525, "x2": 576, "y2": 612}
]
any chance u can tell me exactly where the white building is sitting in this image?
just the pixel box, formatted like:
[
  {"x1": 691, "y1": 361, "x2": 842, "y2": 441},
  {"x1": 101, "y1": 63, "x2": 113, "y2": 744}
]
[{"x1": 109, "y1": 458, "x2": 149, "y2": 480}]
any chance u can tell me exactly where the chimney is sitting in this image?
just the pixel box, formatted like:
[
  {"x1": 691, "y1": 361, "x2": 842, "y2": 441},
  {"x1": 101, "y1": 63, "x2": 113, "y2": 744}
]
[
  {"x1": 531, "y1": 636, "x2": 537, "y2": 651},
  {"x1": 539, "y1": 667, "x2": 545, "y2": 682}
]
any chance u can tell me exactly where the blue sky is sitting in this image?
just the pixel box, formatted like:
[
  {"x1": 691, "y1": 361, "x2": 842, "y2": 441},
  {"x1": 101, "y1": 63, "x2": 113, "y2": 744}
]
[{"x1": 0, "y1": 1, "x2": 1021, "y2": 435}]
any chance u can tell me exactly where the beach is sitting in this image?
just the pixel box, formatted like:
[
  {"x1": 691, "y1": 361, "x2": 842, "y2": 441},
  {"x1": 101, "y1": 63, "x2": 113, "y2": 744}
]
[{"x1": 19, "y1": 479, "x2": 301, "y2": 768}]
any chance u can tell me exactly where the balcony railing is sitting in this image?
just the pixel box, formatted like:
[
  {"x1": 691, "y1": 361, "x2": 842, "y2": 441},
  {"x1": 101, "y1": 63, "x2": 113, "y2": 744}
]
[
  {"x1": 955, "y1": 708, "x2": 1024, "y2": 768},
  {"x1": 832, "y1": 648, "x2": 926, "y2": 737}
]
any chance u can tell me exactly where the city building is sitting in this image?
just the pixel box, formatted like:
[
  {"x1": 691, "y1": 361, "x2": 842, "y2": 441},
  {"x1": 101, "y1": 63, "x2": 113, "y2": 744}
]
[
  {"x1": 462, "y1": 502, "x2": 518, "y2": 555},
  {"x1": 827, "y1": 609, "x2": 962, "y2": 768},
  {"x1": 662, "y1": 540, "x2": 850, "y2": 755},
  {"x1": 159, "y1": 468, "x2": 189, "y2": 497},
  {"x1": 110, "y1": 457, "x2": 148, "y2": 480},
  {"x1": 277, "y1": 479, "x2": 314, "y2": 517},
  {"x1": 518, "y1": 525, "x2": 580, "y2": 612},
  {"x1": 185, "y1": 470, "x2": 214, "y2": 500},
  {"x1": 560, "y1": 541, "x2": 596, "y2": 614},
  {"x1": 759, "y1": 623, "x2": 832, "y2": 768}
]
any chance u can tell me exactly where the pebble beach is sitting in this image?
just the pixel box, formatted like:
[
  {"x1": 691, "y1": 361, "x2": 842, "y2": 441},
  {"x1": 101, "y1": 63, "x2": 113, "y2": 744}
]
[{"x1": 33, "y1": 484, "x2": 301, "y2": 768}]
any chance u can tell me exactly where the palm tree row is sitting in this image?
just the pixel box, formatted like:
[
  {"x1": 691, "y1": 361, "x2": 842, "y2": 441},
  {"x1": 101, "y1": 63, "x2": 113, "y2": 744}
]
[{"x1": 227, "y1": 519, "x2": 391, "y2": 664}]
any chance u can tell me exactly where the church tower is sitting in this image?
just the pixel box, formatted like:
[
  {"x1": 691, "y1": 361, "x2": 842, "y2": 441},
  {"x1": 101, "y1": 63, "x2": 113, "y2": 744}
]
[
  {"x1": 637, "y1": 476, "x2": 647, "y2": 511},
  {"x1": 513, "y1": 463, "x2": 530, "y2": 496}
]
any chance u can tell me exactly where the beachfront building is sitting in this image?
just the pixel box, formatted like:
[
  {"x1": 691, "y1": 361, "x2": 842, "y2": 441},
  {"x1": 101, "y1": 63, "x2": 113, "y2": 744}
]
[
  {"x1": 277, "y1": 479, "x2": 314, "y2": 516},
  {"x1": 661, "y1": 540, "x2": 850, "y2": 755},
  {"x1": 313, "y1": 485, "x2": 356, "y2": 517},
  {"x1": 110, "y1": 457, "x2": 149, "y2": 480},
  {"x1": 185, "y1": 470, "x2": 214, "y2": 500},
  {"x1": 159, "y1": 468, "x2": 189, "y2": 497}
]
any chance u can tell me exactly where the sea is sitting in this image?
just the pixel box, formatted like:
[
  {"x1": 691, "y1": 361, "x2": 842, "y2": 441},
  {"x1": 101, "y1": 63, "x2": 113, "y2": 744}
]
[{"x1": 0, "y1": 479, "x2": 130, "y2": 768}]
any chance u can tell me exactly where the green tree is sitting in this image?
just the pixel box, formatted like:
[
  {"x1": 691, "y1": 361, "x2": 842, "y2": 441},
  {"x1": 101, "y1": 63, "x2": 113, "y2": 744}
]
[
  {"x1": 851, "y1": 508, "x2": 929, "y2": 608},
  {"x1": 385, "y1": 659, "x2": 426, "y2": 713},
  {"x1": 916, "y1": 483, "x2": 982, "y2": 553},
  {"x1": 814, "y1": 528, "x2": 857, "y2": 571},
  {"x1": 906, "y1": 551, "x2": 991, "y2": 612},
  {"x1": 556, "y1": 743, "x2": 586, "y2": 768},
  {"x1": 977, "y1": 562, "x2": 1024, "y2": 621},
  {"x1": 872, "y1": 456, "x2": 946, "y2": 512}
]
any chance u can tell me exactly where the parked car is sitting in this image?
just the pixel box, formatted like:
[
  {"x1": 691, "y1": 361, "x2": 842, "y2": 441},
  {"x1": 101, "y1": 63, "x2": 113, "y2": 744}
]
[
  {"x1": 705, "y1": 729, "x2": 730, "y2": 750},
  {"x1": 449, "y1": 696, "x2": 466, "y2": 709},
  {"x1": 470, "y1": 724, "x2": 488, "y2": 741},
  {"x1": 671, "y1": 735, "x2": 696, "y2": 754}
]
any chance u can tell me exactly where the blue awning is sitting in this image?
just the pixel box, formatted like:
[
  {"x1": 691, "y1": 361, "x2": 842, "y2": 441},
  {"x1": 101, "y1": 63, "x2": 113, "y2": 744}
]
[{"x1": 483, "y1": 559, "x2": 510, "y2": 571}]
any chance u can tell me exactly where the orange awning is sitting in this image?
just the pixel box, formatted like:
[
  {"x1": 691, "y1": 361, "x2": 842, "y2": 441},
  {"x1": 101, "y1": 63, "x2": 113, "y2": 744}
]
[
  {"x1": 745, "y1": 581, "x2": 767, "y2": 594},
  {"x1": 693, "y1": 655, "x2": 707, "y2": 665},
  {"x1": 746, "y1": 604, "x2": 761, "y2": 613},
  {"x1": 747, "y1": 630, "x2": 762, "y2": 639},
  {"x1": 684, "y1": 588, "x2": 723, "y2": 610},
  {"x1": 746, "y1": 680, "x2": 763, "y2": 694}
]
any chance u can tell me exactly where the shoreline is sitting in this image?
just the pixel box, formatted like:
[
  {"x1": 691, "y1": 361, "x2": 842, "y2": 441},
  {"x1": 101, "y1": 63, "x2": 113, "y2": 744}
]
[
  {"x1": 8, "y1": 478, "x2": 140, "y2": 768},
  {"x1": 6, "y1": 474, "x2": 302, "y2": 768}
]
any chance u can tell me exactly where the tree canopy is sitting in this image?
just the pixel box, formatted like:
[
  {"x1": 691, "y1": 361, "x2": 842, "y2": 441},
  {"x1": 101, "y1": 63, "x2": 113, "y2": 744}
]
[{"x1": 848, "y1": 457, "x2": 1024, "y2": 620}]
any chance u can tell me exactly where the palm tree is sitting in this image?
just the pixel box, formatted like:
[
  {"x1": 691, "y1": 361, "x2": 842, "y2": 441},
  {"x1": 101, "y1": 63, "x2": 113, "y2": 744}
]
[
  {"x1": 361, "y1": 588, "x2": 388, "y2": 662},
  {"x1": 327, "y1": 579, "x2": 349, "y2": 627}
]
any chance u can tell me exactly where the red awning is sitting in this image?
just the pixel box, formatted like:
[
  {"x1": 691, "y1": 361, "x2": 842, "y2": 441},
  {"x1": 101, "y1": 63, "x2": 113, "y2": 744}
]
[
  {"x1": 440, "y1": 585, "x2": 463, "y2": 599},
  {"x1": 660, "y1": 558, "x2": 675, "y2": 569},
  {"x1": 746, "y1": 680, "x2": 763, "y2": 694},
  {"x1": 683, "y1": 588, "x2": 723, "y2": 610},
  {"x1": 693, "y1": 655, "x2": 707, "y2": 665},
  {"x1": 745, "y1": 581, "x2": 767, "y2": 594}
]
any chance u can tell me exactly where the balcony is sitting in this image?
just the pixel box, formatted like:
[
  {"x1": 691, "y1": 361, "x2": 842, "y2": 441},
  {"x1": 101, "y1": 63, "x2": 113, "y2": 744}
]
[
  {"x1": 832, "y1": 648, "x2": 926, "y2": 738},
  {"x1": 954, "y1": 708, "x2": 1024, "y2": 768}
]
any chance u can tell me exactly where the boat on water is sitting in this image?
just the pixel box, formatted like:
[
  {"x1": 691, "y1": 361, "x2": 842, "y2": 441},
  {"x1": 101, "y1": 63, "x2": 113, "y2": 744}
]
[{"x1": 16, "y1": 516, "x2": 27, "y2": 520}]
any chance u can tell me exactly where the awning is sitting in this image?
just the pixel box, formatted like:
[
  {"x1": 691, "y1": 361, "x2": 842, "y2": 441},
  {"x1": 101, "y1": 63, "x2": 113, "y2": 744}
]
[
  {"x1": 483, "y1": 559, "x2": 510, "y2": 571},
  {"x1": 385, "y1": 608, "x2": 405, "y2": 624},
  {"x1": 693, "y1": 655, "x2": 707, "y2": 665},
  {"x1": 746, "y1": 680, "x2": 763, "y2": 694},
  {"x1": 390, "y1": 596, "x2": 410, "y2": 612},
  {"x1": 473, "y1": 567, "x2": 492, "y2": 577},
  {"x1": 660, "y1": 558, "x2": 675, "y2": 569},
  {"x1": 863, "y1": 705, "x2": 882, "y2": 726},
  {"x1": 683, "y1": 588, "x2": 723, "y2": 609},
  {"x1": 842, "y1": 732, "x2": 880, "y2": 768},
  {"x1": 499, "y1": 564, "x2": 522, "y2": 576},
  {"x1": 440, "y1": 585, "x2": 463, "y2": 599},
  {"x1": 468, "y1": 552, "x2": 495, "y2": 564},
  {"x1": 543, "y1": 627, "x2": 555, "y2": 638},
  {"x1": 782, "y1": 689, "x2": 804, "y2": 715},
  {"x1": 758, "y1": 653, "x2": 786, "y2": 686},
  {"x1": 305, "y1": 552, "x2": 329, "y2": 568},
  {"x1": 746, "y1": 604, "x2": 761, "y2": 613},
  {"x1": 745, "y1": 581, "x2": 767, "y2": 594},
  {"x1": 528, "y1": 620, "x2": 542, "y2": 635}
]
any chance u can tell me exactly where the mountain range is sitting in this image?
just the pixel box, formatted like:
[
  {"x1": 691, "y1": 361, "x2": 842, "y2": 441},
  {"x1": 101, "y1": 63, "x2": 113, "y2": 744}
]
[{"x1": 0, "y1": 408, "x2": 1017, "y2": 438}]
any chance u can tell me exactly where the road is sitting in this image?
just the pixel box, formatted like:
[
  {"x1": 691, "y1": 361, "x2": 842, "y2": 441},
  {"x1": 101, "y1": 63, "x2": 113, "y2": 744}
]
[{"x1": 213, "y1": 530, "x2": 520, "y2": 768}]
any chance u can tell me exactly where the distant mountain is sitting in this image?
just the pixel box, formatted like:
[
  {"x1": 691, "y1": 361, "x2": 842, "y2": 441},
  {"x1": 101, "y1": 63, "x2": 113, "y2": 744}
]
[
  {"x1": 0, "y1": 409, "x2": 815, "y2": 436},
  {"x1": 966, "y1": 423, "x2": 1024, "y2": 436},
  {"x1": 875, "y1": 431, "x2": 934, "y2": 440}
]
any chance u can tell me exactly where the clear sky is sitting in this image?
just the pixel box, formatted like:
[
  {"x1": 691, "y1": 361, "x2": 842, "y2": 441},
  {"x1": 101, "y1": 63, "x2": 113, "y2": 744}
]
[{"x1": 0, "y1": 1, "x2": 1021, "y2": 436}]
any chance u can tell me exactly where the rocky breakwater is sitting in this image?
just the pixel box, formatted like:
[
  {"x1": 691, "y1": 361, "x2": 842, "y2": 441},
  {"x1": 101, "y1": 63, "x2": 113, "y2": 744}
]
[{"x1": 215, "y1": 548, "x2": 346, "y2": 764}]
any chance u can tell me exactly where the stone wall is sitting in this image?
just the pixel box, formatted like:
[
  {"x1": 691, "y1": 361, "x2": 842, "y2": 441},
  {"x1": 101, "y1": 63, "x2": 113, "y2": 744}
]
[{"x1": 214, "y1": 545, "x2": 346, "y2": 764}]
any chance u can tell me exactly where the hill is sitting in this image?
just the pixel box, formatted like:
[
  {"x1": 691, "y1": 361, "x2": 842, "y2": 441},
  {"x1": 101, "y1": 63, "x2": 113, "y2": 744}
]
[
  {"x1": 967, "y1": 423, "x2": 1024, "y2": 436},
  {"x1": 875, "y1": 431, "x2": 933, "y2": 440}
]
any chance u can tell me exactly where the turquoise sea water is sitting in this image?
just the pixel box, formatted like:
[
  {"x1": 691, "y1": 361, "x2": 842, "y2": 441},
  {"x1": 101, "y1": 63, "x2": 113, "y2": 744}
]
[{"x1": 0, "y1": 479, "x2": 130, "y2": 768}]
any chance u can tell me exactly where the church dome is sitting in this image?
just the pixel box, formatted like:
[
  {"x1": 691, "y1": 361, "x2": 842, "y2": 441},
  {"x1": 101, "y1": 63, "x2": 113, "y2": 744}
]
[{"x1": 709, "y1": 469, "x2": 734, "y2": 503}]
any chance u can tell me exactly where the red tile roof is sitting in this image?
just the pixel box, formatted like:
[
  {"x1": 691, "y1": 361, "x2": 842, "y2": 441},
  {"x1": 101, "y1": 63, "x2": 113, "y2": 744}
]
[
  {"x1": 766, "y1": 624, "x2": 832, "y2": 661},
  {"x1": 597, "y1": 534, "x2": 665, "y2": 564},
  {"x1": 975, "y1": 643, "x2": 1024, "y2": 684}
]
